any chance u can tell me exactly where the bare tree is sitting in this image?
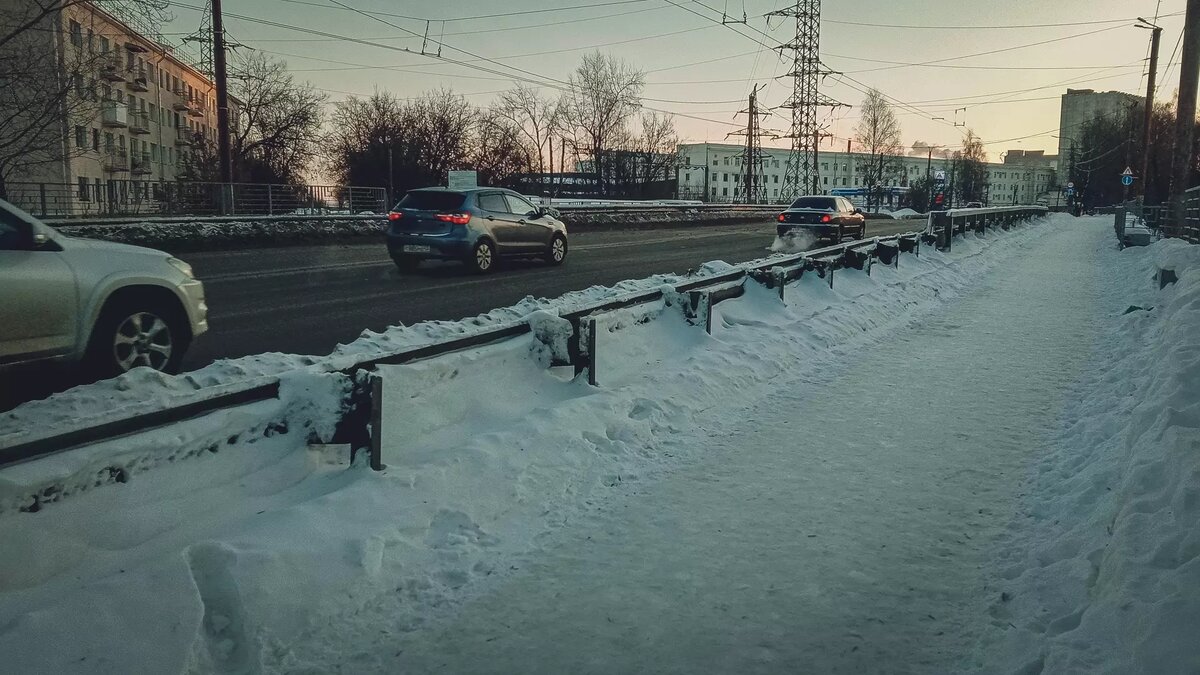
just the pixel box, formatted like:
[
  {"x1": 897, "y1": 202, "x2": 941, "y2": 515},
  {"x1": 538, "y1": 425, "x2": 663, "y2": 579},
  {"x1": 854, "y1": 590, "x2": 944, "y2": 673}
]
[
  {"x1": 0, "y1": 0, "x2": 169, "y2": 51},
  {"x1": 228, "y1": 51, "x2": 326, "y2": 184},
  {"x1": 494, "y1": 83, "x2": 559, "y2": 176},
  {"x1": 854, "y1": 88, "x2": 904, "y2": 208},
  {"x1": 953, "y1": 129, "x2": 988, "y2": 205},
  {"x1": 625, "y1": 111, "x2": 680, "y2": 198},
  {"x1": 473, "y1": 118, "x2": 536, "y2": 188},
  {"x1": 560, "y1": 51, "x2": 644, "y2": 194}
]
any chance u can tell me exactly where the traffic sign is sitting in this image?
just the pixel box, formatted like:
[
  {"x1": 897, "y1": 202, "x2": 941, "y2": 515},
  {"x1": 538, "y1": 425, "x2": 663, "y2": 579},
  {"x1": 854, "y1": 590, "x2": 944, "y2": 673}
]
[
  {"x1": 1067, "y1": 181, "x2": 1074, "y2": 189},
  {"x1": 1121, "y1": 166, "x2": 1134, "y2": 177},
  {"x1": 934, "y1": 170, "x2": 946, "y2": 181},
  {"x1": 1122, "y1": 175, "x2": 1133, "y2": 186}
]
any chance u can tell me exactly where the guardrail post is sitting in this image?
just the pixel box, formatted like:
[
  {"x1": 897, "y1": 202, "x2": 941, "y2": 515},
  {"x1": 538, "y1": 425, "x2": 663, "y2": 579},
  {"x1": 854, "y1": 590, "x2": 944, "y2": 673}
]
[
  {"x1": 39, "y1": 184, "x2": 47, "y2": 217},
  {"x1": 583, "y1": 316, "x2": 598, "y2": 386},
  {"x1": 333, "y1": 370, "x2": 376, "y2": 467},
  {"x1": 367, "y1": 373, "x2": 384, "y2": 471},
  {"x1": 267, "y1": 183, "x2": 274, "y2": 216},
  {"x1": 775, "y1": 268, "x2": 786, "y2": 302}
]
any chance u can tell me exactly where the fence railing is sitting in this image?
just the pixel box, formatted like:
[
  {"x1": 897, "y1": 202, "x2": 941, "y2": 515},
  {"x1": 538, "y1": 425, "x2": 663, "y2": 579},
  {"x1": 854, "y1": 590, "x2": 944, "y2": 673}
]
[
  {"x1": 0, "y1": 205, "x2": 1050, "y2": 493},
  {"x1": 926, "y1": 206, "x2": 1048, "y2": 251},
  {"x1": 5, "y1": 181, "x2": 388, "y2": 219}
]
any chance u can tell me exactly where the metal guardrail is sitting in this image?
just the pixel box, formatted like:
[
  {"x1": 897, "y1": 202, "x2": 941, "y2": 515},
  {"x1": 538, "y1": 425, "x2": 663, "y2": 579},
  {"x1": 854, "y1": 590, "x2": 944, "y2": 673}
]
[
  {"x1": 6, "y1": 181, "x2": 387, "y2": 219},
  {"x1": 925, "y1": 206, "x2": 1048, "y2": 251},
  {"x1": 0, "y1": 205, "x2": 1047, "y2": 483}
]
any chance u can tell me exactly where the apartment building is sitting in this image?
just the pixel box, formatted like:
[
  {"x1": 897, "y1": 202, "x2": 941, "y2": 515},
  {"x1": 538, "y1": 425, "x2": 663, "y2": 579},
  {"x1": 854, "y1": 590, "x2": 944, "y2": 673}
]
[
  {"x1": 1057, "y1": 88, "x2": 1143, "y2": 165},
  {"x1": 12, "y1": 1, "x2": 226, "y2": 209},
  {"x1": 677, "y1": 143, "x2": 1056, "y2": 206}
]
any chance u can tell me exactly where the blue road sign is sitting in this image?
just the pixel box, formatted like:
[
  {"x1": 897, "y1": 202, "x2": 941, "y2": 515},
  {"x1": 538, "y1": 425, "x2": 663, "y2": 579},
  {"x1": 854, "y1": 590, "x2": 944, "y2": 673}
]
[{"x1": 1121, "y1": 175, "x2": 1133, "y2": 186}]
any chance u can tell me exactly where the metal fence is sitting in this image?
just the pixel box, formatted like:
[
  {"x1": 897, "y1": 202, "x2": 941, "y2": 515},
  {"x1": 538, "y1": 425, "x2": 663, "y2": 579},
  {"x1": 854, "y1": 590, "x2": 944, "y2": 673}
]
[{"x1": 6, "y1": 181, "x2": 388, "y2": 219}]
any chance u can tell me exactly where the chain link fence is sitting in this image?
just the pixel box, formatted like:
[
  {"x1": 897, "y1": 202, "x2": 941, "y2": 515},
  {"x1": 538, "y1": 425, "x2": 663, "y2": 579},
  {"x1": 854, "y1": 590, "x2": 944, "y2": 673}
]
[{"x1": 5, "y1": 181, "x2": 388, "y2": 219}]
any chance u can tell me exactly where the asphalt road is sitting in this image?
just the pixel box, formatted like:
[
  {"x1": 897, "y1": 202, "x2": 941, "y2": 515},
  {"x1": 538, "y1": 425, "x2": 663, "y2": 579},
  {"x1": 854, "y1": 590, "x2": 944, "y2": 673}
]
[
  {"x1": 0, "y1": 219, "x2": 922, "y2": 412},
  {"x1": 181, "y1": 219, "x2": 921, "y2": 370}
]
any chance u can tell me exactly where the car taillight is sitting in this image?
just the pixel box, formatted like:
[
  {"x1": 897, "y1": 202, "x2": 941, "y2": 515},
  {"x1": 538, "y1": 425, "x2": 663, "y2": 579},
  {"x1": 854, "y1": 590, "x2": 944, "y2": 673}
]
[
  {"x1": 387, "y1": 211, "x2": 403, "y2": 221},
  {"x1": 777, "y1": 213, "x2": 786, "y2": 222},
  {"x1": 435, "y1": 213, "x2": 471, "y2": 225},
  {"x1": 821, "y1": 214, "x2": 831, "y2": 223}
]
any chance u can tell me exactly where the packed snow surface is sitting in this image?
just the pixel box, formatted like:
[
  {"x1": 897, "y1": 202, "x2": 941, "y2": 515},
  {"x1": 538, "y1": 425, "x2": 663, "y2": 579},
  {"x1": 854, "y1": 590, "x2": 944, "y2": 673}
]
[{"x1": 1, "y1": 216, "x2": 1197, "y2": 673}]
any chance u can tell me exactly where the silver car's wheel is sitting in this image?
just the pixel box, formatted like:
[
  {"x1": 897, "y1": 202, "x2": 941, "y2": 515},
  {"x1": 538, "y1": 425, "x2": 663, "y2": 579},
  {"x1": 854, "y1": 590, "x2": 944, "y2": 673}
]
[
  {"x1": 112, "y1": 311, "x2": 173, "y2": 371},
  {"x1": 545, "y1": 234, "x2": 567, "y2": 266}
]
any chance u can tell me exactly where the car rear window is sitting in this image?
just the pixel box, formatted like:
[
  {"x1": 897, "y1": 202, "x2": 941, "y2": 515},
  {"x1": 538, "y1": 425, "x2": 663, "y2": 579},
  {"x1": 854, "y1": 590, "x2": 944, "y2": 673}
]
[
  {"x1": 395, "y1": 191, "x2": 467, "y2": 211},
  {"x1": 789, "y1": 197, "x2": 837, "y2": 210}
]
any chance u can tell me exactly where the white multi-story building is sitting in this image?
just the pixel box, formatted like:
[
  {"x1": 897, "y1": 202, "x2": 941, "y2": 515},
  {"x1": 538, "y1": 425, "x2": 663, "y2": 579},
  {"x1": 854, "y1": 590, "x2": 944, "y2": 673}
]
[
  {"x1": 676, "y1": 143, "x2": 1057, "y2": 206},
  {"x1": 10, "y1": 1, "x2": 229, "y2": 211}
]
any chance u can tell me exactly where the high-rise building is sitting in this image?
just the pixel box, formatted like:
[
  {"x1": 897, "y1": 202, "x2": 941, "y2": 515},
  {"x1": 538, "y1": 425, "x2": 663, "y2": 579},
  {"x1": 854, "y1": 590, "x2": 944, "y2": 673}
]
[{"x1": 1057, "y1": 89, "x2": 1143, "y2": 168}]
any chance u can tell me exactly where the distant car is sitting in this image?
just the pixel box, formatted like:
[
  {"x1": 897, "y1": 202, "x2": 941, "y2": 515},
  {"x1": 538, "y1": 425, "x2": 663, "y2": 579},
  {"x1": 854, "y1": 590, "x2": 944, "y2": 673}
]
[
  {"x1": 386, "y1": 187, "x2": 568, "y2": 273},
  {"x1": 965, "y1": 201, "x2": 983, "y2": 208},
  {"x1": 0, "y1": 198, "x2": 207, "y2": 376},
  {"x1": 776, "y1": 196, "x2": 866, "y2": 243}
]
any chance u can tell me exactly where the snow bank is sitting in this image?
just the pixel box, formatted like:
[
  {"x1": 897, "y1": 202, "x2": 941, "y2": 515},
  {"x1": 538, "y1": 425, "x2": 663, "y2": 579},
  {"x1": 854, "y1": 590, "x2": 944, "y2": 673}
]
[
  {"x1": 0, "y1": 218, "x2": 1048, "y2": 673},
  {"x1": 970, "y1": 234, "x2": 1200, "y2": 673}
]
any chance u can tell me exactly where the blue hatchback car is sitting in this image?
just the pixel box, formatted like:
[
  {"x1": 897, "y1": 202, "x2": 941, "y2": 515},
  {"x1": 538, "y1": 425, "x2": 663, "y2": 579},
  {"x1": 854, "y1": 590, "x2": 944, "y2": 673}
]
[{"x1": 385, "y1": 187, "x2": 569, "y2": 273}]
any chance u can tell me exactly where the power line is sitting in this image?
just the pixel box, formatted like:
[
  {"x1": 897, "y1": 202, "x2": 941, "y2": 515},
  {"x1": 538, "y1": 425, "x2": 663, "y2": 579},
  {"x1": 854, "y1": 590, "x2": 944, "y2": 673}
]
[
  {"x1": 821, "y1": 12, "x2": 1183, "y2": 30},
  {"x1": 272, "y1": 0, "x2": 653, "y2": 22},
  {"x1": 834, "y1": 24, "x2": 1128, "y2": 74},
  {"x1": 240, "y1": 4, "x2": 667, "y2": 41}
]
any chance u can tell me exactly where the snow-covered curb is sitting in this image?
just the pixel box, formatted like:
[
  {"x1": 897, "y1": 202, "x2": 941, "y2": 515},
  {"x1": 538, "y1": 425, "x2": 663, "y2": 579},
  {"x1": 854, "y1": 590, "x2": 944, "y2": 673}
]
[
  {"x1": 970, "y1": 235, "x2": 1200, "y2": 673},
  {"x1": 0, "y1": 219, "x2": 1048, "y2": 673}
]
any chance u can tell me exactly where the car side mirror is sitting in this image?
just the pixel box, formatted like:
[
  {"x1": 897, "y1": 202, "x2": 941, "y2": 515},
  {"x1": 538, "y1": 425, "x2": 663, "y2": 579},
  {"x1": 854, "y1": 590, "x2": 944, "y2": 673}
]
[{"x1": 32, "y1": 232, "x2": 48, "y2": 247}]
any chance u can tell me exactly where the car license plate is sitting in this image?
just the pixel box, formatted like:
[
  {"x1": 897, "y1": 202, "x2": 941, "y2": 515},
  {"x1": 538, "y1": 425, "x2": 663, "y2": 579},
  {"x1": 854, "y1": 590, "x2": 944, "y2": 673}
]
[{"x1": 402, "y1": 245, "x2": 432, "y2": 253}]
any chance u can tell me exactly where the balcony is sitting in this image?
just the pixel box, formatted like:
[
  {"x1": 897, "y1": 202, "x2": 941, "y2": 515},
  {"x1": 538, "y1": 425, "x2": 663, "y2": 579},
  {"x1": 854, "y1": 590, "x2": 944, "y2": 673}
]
[
  {"x1": 100, "y1": 56, "x2": 125, "y2": 82},
  {"x1": 101, "y1": 101, "x2": 128, "y2": 128},
  {"x1": 172, "y1": 88, "x2": 190, "y2": 111},
  {"x1": 128, "y1": 110, "x2": 150, "y2": 134},
  {"x1": 175, "y1": 127, "x2": 195, "y2": 146},
  {"x1": 187, "y1": 98, "x2": 204, "y2": 117},
  {"x1": 126, "y1": 66, "x2": 149, "y2": 91},
  {"x1": 131, "y1": 152, "x2": 152, "y2": 175},
  {"x1": 103, "y1": 148, "x2": 129, "y2": 172}
]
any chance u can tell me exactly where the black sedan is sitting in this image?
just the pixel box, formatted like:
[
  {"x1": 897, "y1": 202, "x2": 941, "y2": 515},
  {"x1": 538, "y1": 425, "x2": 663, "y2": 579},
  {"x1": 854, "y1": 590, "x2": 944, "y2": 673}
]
[{"x1": 776, "y1": 196, "x2": 867, "y2": 243}]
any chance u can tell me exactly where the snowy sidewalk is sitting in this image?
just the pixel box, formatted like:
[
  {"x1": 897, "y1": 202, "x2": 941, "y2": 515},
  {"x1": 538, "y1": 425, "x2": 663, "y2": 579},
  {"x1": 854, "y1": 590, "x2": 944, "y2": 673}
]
[{"x1": 379, "y1": 220, "x2": 1110, "y2": 673}]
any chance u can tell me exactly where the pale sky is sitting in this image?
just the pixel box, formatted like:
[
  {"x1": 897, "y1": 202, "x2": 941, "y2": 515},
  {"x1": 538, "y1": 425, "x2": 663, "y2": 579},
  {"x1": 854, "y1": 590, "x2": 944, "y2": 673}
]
[{"x1": 162, "y1": 0, "x2": 1189, "y2": 161}]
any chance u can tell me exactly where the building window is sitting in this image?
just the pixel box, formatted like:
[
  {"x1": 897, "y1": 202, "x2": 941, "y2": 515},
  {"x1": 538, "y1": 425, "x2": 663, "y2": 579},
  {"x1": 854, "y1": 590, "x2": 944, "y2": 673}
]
[
  {"x1": 722, "y1": 187, "x2": 728, "y2": 196},
  {"x1": 75, "y1": 126, "x2": 86, "y2": 148},
  {"x1": 821, "y1": 163, "x2": 828, "y2": 170},
  {"x1": 773, "y1": 175, "x2": 779, "y2": 184},
  {"x1": 151, "y1": 144, "x2": 158, "y2": 161},
  {"x1": 773, "y1": 160, "x2": 779, "y2": 168},
  {"x1": 78, "y1": 177, "x2": 90, "y2": 201},
  {"x1": 73, "y1": 73, "x2": 85, "y2": 97},
  {"x1": 723, "y1": 173, "x2": 728, "y2": 182},
  {"x1": 712, "y1": 159, "x2": 717, "y2": 166},
  {"x1": 711, "y1": 186, "x2": 717, "y2": 196},
  {"x1": 87, "y1": 28, "x2": 94, "y2": 51},
  {"x1": 723, "y1": 157, "x2": 729, "y2": 165},
  {"x1": 684, "y1": 173, "x2": 690, "y2": 182},
  {"x1": 99, "y1": 36, "x2": 109, "y2": 53},
  {"x1": 773, "y1": 189, "x2": 779, "y2": 197},
  {"x1": 91, "y1": 128, "x2": 100, "y2": 151},
  {"x1": 69, "y1": 20, "x2": 82, "y2": 46},
  {"x1": 842, "y1": 178, "x2": 848, "y2": 186},
  {"x1": 824, "y1": 177, "x2": 829, "y2": 185},
  {"x1": 104, "y1": 132, "x2": 114, "y2": 151}
]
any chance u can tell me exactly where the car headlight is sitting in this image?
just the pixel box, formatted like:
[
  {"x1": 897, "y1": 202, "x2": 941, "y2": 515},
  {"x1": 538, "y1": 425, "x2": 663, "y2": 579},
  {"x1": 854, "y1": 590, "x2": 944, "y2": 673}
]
[{"x1": 167, "y1": 257, "x2": 194, "y2": 279}]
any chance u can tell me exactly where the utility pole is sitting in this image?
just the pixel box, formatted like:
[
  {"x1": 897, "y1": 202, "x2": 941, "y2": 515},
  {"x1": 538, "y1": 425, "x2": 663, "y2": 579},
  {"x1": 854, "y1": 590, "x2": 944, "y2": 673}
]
[
  {"x1": 211, "y1": 0, "x2": 232, "y2": 185},
  {"x1": 1168, "y1": 0, "x2": 1200, "y2": 233},
  {"x1": 767, "y1": 1, "x2": 845, "y2": 202},
  {"x1": 1138, "y1": 19, "x2": 1163, "y2": 201}
]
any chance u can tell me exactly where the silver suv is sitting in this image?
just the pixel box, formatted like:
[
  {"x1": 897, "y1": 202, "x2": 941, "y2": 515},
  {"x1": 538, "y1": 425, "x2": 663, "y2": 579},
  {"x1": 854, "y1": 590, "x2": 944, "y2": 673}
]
[{"x1": 0, "y1": 198, "x2": 206, "y2": 376}]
